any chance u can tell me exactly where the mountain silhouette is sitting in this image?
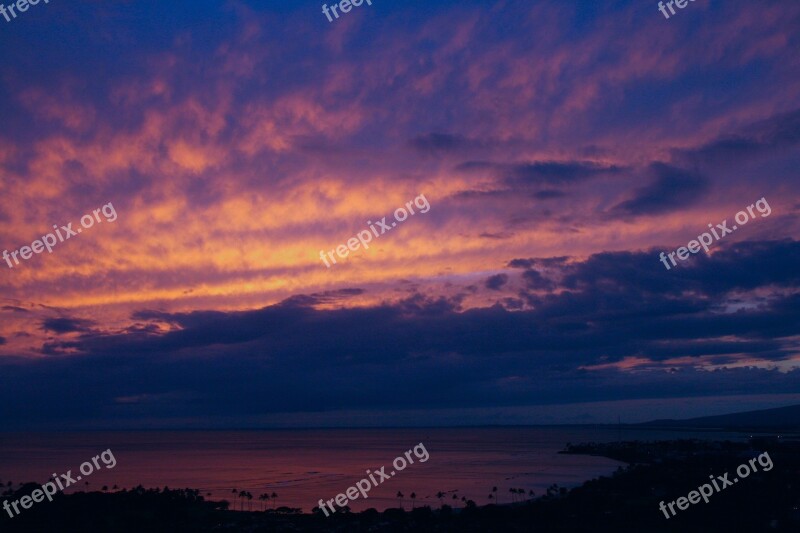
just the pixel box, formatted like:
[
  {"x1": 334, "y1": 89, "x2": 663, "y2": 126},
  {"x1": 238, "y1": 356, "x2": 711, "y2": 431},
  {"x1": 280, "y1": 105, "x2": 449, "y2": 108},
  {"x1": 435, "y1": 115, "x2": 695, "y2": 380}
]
[{"x1": 638, "y1": 403, "x2": 800, "y2": 431}]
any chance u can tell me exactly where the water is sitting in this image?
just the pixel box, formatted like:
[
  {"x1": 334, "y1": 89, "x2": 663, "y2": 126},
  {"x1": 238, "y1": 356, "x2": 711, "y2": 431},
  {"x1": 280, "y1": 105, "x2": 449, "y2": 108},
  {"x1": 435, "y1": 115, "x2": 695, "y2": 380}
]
[{"x1": 0, "y1": 427, "x2": 745, "y2": 512}]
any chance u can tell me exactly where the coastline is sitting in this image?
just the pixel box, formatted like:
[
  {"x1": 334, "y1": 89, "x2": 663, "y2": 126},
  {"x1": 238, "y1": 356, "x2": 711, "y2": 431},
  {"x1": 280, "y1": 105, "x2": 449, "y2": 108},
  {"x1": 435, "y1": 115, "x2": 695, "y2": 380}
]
[{"x1": 4, "y1": 435, "x2": 799, "y2": 531}]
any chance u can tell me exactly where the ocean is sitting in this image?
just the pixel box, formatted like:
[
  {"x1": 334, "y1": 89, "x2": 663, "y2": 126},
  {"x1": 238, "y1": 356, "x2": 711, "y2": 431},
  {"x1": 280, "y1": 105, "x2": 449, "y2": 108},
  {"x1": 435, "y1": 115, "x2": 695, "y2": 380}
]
[{"x1": 0, "y1": 427, "x2": 745, "y2": 512}]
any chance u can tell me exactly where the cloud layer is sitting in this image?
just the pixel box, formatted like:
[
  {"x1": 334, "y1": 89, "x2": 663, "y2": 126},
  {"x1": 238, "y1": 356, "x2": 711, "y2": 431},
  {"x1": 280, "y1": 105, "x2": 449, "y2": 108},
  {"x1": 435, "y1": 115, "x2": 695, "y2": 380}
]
[{"x1": 0, "y1": 0, "x2": 798, "y2": 427}]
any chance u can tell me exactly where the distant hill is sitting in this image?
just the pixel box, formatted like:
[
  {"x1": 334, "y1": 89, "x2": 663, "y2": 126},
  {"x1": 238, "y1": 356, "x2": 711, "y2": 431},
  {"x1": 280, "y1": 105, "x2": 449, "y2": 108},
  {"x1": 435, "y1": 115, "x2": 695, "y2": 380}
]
[{"x1": 637, "y1": 403, "x2": 800, "y2": 431}]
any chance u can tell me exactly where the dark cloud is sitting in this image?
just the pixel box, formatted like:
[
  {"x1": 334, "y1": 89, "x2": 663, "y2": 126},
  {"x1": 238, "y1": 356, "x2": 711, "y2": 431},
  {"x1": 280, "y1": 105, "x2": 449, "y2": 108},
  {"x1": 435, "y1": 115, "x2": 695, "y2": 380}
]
[
  {"x1": 41, "y1": 317, "x2": 97, "y2": 334},
  {"x1": 310, "y1": 288, "x2": 365, "y2": 300},
  {"x1": 673, "y1": 108, "x2": 800, "y2": 166},
  {"x1": 0, "y1": 240, "x2": 797, "y2": 429},
  {"x1": 508, "y1": 257, "x2": 569, "y2": 269},
  {"x1": 521, "y1": 269, "x2": 556, "y2": 291},
  {"x1": 455, "y1": 160, "x2": 624, "y2": 188},
  {"x1": 610, "y1": 163, "x2": 709, "y2": 217},
  {"x1": 533, "y1": 189, "x2": 566, "y2": 200},
  {"x1": 505, "y1": 161, "x2": 624, "y2": 186},
  {"x1": 449, "y1": 160, "x2": 619, "y2": 209},
  {"x1": 2, "y1": 306, "x2": 29, "y2": 313},
  {"x1": 124, "y1": 323, "x2": 163, "y2": 335},
  {"x1": 408, "y1": 133, "x2": 476, "y2": 154},
  {"x1": 485, "y1": 273, "x2": 509, "y2": 290},
  {"x1": 479, "y1": 231, "x2": 514, "y2": 240}
]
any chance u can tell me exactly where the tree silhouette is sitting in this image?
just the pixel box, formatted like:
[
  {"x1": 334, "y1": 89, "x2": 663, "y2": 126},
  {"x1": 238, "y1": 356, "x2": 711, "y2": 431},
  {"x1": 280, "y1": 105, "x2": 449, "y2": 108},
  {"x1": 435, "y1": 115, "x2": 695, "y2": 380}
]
[
  {"x1": 436, "y1": 491, "x2": 445, "y2": 507},
  {"x1": 410, "y1": 492, "x2": 416, "y2": 509},
  {"x1": 396, "y1": 491, "x2": 404, "y2": 510},
  {"x1": 529, "y1": 489, "x2": 535, "y2": 500},
  {"x1": 492, "y1": 486, "x2": 498, "y2": 505},
  {"x1": 271, "y1": 492, "x2": 277, "y2": 509},
  {"x1": 246, "y1": 491, "x2": 253, "y2": 511},
  {"x1": 488, "y1": 493, "x2": 494, "y2": 504},
  {"x1": 238, "y1": 490, "x2": 247, "y2": 511},
  {"x1": 452, "y1": 493, "x2": 459, "y2": 508}
]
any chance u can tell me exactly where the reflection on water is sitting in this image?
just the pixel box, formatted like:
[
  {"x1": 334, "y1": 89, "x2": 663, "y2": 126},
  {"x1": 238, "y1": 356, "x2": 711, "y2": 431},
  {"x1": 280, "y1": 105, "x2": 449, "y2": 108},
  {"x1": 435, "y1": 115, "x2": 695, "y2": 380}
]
[{"x1": 0, "y1": 427, "x2": 744, "y2": 512}]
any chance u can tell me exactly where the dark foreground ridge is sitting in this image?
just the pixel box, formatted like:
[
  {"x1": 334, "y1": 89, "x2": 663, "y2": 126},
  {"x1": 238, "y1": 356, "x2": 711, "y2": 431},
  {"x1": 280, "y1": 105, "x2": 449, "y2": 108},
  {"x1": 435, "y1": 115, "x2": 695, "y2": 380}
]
[{"x1": 2, "y1": 438, "x2": 799, "y2": 532}]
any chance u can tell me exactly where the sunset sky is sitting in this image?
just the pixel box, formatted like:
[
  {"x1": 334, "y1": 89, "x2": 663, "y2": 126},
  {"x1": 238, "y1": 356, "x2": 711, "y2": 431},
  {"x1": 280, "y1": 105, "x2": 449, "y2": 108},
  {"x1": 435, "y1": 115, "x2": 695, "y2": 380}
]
[{"x1": 1, "y1": 0, "x2": 799, "y2": 429}]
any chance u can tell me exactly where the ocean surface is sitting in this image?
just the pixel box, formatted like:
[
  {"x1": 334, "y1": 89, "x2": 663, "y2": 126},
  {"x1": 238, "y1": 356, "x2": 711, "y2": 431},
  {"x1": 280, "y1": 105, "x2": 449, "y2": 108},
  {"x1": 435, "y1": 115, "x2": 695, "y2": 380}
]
[{"x1": 0, "y1": 427, "x2": 745, "y2": 512}]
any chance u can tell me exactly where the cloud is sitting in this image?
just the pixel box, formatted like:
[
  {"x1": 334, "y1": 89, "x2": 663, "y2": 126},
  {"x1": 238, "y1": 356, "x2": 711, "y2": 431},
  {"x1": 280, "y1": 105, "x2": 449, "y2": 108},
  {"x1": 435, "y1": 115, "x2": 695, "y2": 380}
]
[
  {"x1": 521, "y1": 269, "x2": 556, "y2": 291},
  {"x1": 408, "y1": 133, "x2": 477, "y2": 154},
  {"x1": 610, "y1": 163, "x2": 709, "y2": 217},
  {"x1": 0, "y1": 0, "x2": 798, "y2": 428},
  {"x1": 533, "y1": 189, "x2": 566, "y2": 200},
  {"x1": 673, "y1": 108, "x2": 800, "y2": 166},
  {"x1": 41, "y1": 317, "x2": 97, "y2": 334},
  {"x1": 456, "y1": 160, "x2": 624, "y2": 187},
  {"x1": 479, "y1": 231, "x2": 515, "y2": 240},
  {"x1": 0, "y1": 239, "x2": 797, "y2": 428},
  {"x1": 485, "y1": 273, "x2": 508, "y2": 290},
  {"x1": 2, "y1": 306, "x2": 29, "y2": 313}
]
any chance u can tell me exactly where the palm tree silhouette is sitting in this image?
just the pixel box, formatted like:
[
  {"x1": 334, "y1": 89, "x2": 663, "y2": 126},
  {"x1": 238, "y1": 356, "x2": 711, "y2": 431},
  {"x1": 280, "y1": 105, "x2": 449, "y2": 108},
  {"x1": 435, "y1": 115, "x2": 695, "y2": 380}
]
[
  {"x1": 492, "y1": 486, "x2": 498, "y2": 505},
  {"x1": 271, "y1": 492, "x2": 278, "y2": 509},
  {"x1": 396, "y1": 491, "x2": 404, "y2": 510},
  {"x1": 528, "y1": 489, "x2": 535, "y2": 500},
  {"x1": 410, "y1": 492, "x2": 416, "y2": 509},
  {"x1": 259, "y1": 493, "x2": 268, "y2": 511},
  {"x1": 488, "y1": 493, "x2": 494, "y2": 504},
  {"x1": 238, "y1": 490, "x2": 247, "y2": 511},
  {"x1": 452, "y1": 493, "x2": 459, "y2": 508},
  {"x1": 246, "y1": 491, "x2": 253, "y2": 511},
  {"x1": 436, "y1": 491, "x2": 445, "y2": 507}
]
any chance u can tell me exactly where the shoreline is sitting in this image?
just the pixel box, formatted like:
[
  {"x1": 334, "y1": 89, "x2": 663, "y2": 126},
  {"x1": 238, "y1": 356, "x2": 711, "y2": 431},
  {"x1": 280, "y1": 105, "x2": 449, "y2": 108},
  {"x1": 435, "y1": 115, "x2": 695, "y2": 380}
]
[{"x1": 4, "y1": 436, "x2": 800, "y2": 531}]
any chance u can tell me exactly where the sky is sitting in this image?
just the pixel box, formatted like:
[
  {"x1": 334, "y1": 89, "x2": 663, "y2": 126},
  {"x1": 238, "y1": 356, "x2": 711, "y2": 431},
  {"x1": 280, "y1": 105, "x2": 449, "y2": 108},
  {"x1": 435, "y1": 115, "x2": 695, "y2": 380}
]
[{"x1": 0, "y1": 0, "x2": 799, "y2": 430}]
